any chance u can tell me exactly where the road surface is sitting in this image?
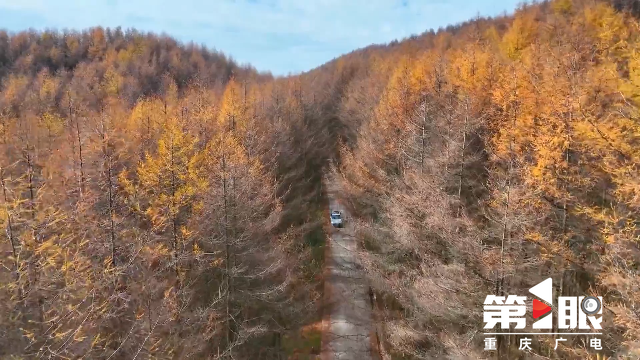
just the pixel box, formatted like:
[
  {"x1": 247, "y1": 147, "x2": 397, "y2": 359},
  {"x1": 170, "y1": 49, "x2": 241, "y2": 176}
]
[{"x1": 321, "y1": 181, "x2": 373, "y2": 360}]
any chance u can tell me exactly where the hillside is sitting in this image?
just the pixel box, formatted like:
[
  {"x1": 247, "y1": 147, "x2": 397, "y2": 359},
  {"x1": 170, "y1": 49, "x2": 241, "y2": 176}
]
[
  {"x1": 316, "y1": 0, "x2": 640, "y2": 358},
  {"x1": 1, "y1": 0, "x2": 640, "y2": 359},
  {"x1": 0, "y1": 28, "x2": 331, "y2": 359}
]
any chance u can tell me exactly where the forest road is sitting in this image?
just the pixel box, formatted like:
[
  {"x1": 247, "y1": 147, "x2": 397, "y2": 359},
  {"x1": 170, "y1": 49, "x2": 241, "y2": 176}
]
[{"x1": 321, "y1": 180, "x2": 373, "y2": 360}]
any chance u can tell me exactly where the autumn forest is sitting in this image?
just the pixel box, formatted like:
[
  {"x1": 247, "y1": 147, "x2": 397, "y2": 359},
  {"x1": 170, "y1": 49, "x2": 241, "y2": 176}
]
[{"x1": 1, "y1": 0, "x2": 640, "y2": 359}]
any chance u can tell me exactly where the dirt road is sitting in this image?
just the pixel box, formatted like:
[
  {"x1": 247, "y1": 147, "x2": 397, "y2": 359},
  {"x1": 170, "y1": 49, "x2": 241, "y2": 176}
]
[{"x1": 321, "y1": 182, "x2": 373, "y2": 360}]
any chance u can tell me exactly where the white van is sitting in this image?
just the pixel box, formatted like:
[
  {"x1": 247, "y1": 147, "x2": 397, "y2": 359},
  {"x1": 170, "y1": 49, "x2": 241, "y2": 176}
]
[{"x1": 330, "y1": 210, "x2": 343, "y2": 228}]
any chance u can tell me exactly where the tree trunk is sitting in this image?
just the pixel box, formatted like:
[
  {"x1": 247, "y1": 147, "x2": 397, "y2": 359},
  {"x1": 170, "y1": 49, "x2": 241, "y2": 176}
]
[
  {"x1": 76, "y1": 114, "x2": 84, "y2": 198},
  {"x1": 457, "y1": 101, "x2": 469, "y2": 218},
  {"x1": 420, "y1": 101, "x2": 427, "y2": 173},
  {"x1": 1, "y1": 168, "x2": 19, "y2": 293},
  {"x1": 221, "y1": 152, "x2": 234, "y2": 356},
  {"x1": 26, "y1": 150, "x2": 35, "y2": 220},
  {"x1": 101, "y1": 117, "x2": 117, "y2": 267},
  {"x1": 499, "y1": 74, "x2": 518, "y2": 297}
]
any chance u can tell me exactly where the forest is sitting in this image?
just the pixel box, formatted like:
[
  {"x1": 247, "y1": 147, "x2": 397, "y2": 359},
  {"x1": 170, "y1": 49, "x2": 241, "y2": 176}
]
[
  {"x1": 0, "y1": 0, "x2": 639, "y2": 359},
  {"x1": 327, "y1": 0, "x2": 640, "y2": 358},
  {"x1": 0, "y1": 27, "x2": 335, "y2": 359}
]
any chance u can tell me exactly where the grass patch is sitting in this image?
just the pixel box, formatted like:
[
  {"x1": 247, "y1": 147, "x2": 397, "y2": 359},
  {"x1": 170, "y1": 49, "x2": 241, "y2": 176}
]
[
  {"x1": 284, "y1": 203, "x2": 326, "y2": 358},
  {"x1": 282, "y1": 324, "x2": 323, "y2": 359},
  {"x1": 301, "y1": 223, "x2": 326, "y2": 282},
  {"x1": 300, "y1": 205, "x2": 327, "y2": 281},
  {"x1": 361, "y1": 230, "x2": 381, "y2": 253},
  {"x1": 304, "y1": 224, "x2": 325, "y2": 247}
]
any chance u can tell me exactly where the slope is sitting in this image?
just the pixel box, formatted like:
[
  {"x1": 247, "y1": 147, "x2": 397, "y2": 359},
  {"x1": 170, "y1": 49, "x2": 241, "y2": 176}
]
[
  {"x1": 311, "y1": 0, "x2": 640, "y2": 358},
  {"x1": 0, "y1": 28, "x2": 330, "y2": 359}
]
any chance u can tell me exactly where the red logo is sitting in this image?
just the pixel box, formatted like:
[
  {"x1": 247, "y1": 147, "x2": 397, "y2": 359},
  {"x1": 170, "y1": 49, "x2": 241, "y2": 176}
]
[{"x1": 532, "y1": 299, "x2": 552, "y2": 319}]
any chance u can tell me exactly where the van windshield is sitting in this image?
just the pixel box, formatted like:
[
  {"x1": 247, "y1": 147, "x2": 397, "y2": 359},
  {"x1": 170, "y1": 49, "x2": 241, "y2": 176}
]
[{"x1": 331, "y1": 214, "x2": 341, "y2": 219}]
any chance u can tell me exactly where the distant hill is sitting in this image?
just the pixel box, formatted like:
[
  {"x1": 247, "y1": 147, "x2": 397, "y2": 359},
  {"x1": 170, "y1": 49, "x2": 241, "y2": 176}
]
[{"x1": 0, "y1": 27, "x2": 271, "y2": 104}]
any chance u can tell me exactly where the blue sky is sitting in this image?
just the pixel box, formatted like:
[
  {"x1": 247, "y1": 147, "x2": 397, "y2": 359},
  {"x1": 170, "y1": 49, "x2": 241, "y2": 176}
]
[{"x1": 0, "y1": 0, "x2": 522, "y2": 75}]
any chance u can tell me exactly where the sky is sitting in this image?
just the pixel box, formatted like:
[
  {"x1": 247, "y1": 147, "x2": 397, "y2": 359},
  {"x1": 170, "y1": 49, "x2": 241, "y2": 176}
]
[{"x1": 0, "y1": 0, "x2": 522, "y2": 75}]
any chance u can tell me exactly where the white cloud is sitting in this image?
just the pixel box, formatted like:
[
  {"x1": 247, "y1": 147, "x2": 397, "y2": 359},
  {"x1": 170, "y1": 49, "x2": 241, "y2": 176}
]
[{"x1": 0, "y1": 0, "x2": 522, "y2": 74}]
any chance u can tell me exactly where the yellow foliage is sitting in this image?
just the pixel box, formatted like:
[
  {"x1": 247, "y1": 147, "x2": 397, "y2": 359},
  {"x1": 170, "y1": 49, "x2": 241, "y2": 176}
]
[
  {"x1": 39, "y1": 72, "x2": 57, "y2": 101},
  {"x1": 409, "y1": 52, "x2": 438, "y2": 96},
  {"x1": 2, "y1": 74, "x2": 29, "y2": 106},
  {"x1": 129, "y1": 97, "x2": 164, "y2": 130},
  {"x1": 218, "y1": 77, "x2": 249, "y2": 134},
  {"x1": 621, "y1": 48, "x2": 640, "y2": 103},
  {"x1": 206, "y1": 132, "x2": 254, "y2": 172},
  {"x1": 91, "y1": 334, "x2": 102, "y2": 347},
  {"x1": 583, "y1": 2, "x2": 628, "y2": 53},
  {"x1": 103, "y1": 66, "x2": 123, "y2": 97},
  {"x1": 134, "y1": 119, "x2": 206, "y2": 231},
  {"x1": 552, "y1": 0, "x2": 573, "y2": 15},
  {"x1": 501, "y1": 11, "x2": 538, "y2": 60},
  {"x1": 483, "y1": 26, "x2": 501, "y2": 47},
  {"x1": 41, "y1": 112, "x2": 64, "y2": 136},
  {"x1": 192, "y1": 242, "x2": 202, "y2": 255},
  {"x1": 211, "y1": 257, "x2": 224, "y2": 268},
  {"x1": 375, "y1": 56, "x2": 415, "y2": 136},
  {"x1": 449, "y1": 43, "x2": 495, "y2": 105}
]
